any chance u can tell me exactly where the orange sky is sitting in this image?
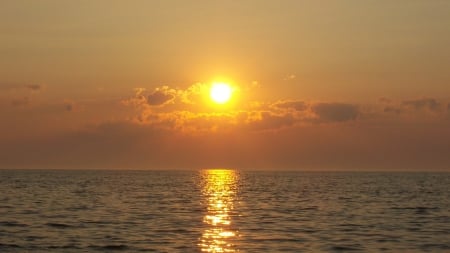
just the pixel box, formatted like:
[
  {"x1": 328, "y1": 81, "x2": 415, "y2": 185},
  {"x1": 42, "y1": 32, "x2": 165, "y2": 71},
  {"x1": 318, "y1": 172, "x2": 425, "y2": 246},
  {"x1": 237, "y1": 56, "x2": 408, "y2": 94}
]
[{"x1": 1, "y1": 1, "x2": 450, "y2": 170}]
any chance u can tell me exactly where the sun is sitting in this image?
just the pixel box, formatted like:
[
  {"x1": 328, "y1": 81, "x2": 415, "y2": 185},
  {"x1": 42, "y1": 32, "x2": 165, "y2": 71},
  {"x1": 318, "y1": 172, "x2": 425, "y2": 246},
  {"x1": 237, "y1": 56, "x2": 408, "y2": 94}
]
[{"x1": 210, "y1": 82, "x2": 232, "y2": 104}]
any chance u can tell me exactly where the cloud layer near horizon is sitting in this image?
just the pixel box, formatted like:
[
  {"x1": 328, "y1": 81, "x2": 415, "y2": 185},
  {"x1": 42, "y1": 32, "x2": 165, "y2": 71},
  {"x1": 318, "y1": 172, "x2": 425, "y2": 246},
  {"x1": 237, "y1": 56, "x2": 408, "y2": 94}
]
[{"x1": 1, "y1": 83, "x2": 449, "y2": 171}]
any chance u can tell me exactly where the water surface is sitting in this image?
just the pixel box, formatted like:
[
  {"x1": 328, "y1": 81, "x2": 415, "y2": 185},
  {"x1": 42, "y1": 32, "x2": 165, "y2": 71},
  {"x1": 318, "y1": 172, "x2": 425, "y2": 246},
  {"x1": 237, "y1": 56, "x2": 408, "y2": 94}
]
[{"x1": 0, "y1": 170, "x2": 449, "y2": 252}]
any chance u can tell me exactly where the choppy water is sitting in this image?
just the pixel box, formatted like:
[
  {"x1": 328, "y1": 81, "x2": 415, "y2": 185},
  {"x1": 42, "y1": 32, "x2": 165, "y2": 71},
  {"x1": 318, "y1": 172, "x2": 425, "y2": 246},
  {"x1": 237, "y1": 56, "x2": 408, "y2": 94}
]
[{"x1": 0, "y1": 170, "x2": 449, "y2": 252}]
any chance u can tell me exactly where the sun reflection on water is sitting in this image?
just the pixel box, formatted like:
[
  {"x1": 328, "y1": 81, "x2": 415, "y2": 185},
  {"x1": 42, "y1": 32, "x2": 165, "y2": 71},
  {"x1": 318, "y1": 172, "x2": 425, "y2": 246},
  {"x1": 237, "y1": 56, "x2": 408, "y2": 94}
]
[{"x1": 199, "y1": 169, "x2": 238, "y2": 252}]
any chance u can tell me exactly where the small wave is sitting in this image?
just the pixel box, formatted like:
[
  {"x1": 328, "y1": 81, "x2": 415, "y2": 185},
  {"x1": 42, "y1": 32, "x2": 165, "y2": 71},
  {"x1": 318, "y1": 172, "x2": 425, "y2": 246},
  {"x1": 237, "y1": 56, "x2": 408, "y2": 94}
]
[
  {"x1": 0, "y1": 243, "x2": 21, "y2": 248},
  {"x1": 154, "y1": 228, "x2": 191, "y2": 234},
  {"x1": 89, "y1": 244, "x2": 129, "y2": 251},
  {"x1": 391, "y1": 206, "x2": 439, "y2": 210},
  {"x1": 391, "y1": 206, "x2": 440, "y2": 215},
  {"x1": 48, "y1": 244, "x2": 81, "y2": 250},
  {"x1": 25, "y1": 235, "x2": 45, "y2": 241},
  {"x1": 45, "y1": 222, "x2": 73, "y2": 228},
  {"x1": 421, "y1": 243, "x2": 450, "y2": 250},
  {"x1": 302, "y1": 229, "x2": 316, "y2": 234},
  {"x1": 66, "y1": 207, "x2": 89, "y2": 211},
  {"x1": 19, "y1": 209, "x2": 39, "y2": 214},
  {"x1": 330, "y1": 245, "x2": 362, "y2": 251},
  {"x1": 0, "y1": 221, "x2": 28, "y2": 227},
  {"x1": 377, "y1": 238, "x2": 400, "y2": 243},
  {"x1": 81, "y1": 220, "x2": 110, "y2": 225},
  {"x1": 300, "y1": 206, "x2": 318, "y2": 211}
]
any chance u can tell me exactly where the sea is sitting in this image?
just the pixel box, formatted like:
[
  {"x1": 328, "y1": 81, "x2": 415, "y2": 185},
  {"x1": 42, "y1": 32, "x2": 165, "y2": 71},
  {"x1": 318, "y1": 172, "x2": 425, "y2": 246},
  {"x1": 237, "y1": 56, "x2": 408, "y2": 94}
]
[{"x1": 0, "y1": 170, "x2": 449, "y2": 252}]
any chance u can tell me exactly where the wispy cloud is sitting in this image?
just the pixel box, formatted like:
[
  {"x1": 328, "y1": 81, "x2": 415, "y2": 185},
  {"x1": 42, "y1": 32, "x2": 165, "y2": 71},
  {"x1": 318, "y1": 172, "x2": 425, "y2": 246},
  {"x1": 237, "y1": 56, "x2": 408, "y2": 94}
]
[
  {"x1": 401, "y1": 98, "x2": 440, "y2": 111},
  {"x1": 25, "y1": 84, "x2": 42, "y2": 91},
  {"x1": 381, "y1": 97, "x2": 445, "y2": 116},
  {"x1": 274, "y1": 100, "x2": 307, "y2": 111},
  {"x1": 0, "y1": 82, "x2": 44, "y2": 108},
  {"x1": 311, "y1": 103, "x2": 359, "y2": 122},
  {"x1": 283, "y1": 74, "x2": 296, "y2": 81}
]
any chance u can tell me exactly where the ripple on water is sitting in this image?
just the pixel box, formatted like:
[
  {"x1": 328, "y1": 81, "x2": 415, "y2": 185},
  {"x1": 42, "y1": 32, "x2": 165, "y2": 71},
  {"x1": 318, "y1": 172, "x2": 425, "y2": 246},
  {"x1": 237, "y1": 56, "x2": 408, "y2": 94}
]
[
  {"x1": 0, "y1": 170, "x2": 448, "y2": 252},
  {"x1": 0, "y1": 221, "x2": 29, "y2": 227},
  {"x1": 88, "y1": 244, "x2": 129, "y2": 251},
  {"x1": 45, "y1": 223, "x2": 73, "y2": 228},
  {"x1": 0, "y1": 243, "x2": 21, "y2": 249}
]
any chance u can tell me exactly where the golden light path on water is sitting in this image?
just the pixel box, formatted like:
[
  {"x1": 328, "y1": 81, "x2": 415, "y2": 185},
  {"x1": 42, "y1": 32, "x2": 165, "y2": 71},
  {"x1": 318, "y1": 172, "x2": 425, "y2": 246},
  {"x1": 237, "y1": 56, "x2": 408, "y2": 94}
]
[{"x1": 199, "y1": 169, "x2": 239, "y2": 252}]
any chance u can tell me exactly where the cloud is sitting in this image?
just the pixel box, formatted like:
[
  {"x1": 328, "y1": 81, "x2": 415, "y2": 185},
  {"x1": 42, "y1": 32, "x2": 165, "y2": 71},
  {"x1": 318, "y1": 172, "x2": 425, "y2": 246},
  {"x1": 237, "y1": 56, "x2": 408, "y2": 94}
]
[
  {"x1": 284, "y1": 74, "x2": 296, "y2": 81},
  {"x1": 179, "y1": 82, "x2": 209, "y2": 105},
  {"x1": 25, "y1": 84, "x2": 41, "y2": 91},
  {"x1": 2, "y1": 88, "x2": 450, "y2": 170},
  {"x1": 382, "y1": 97, "x2": 444, "y2": 115},
  {"x1": 0, "y1": 83, "x2": 41, "y2": 91},
  {"x1": 123, "y1": 84, "x2": 449, "y2": 134},
  {"x1": 123, "y1": 84, "x2": 208, "y2": 110},
  {"x1": 401, "y1": 98, "x2": 440, "y2": 111},
  {"x1": 123, "y1": 84, "x2": 367, "y2": 133},
  {"x1": 274, "y1": 100, "x2": 307, "y2": 111},
  {"x1": 0, "y1": 83, "x2": 44, "y2": 108},
  {"x1": 65, "y1": 104, "x2": 73, "y2": 111},
  {"x1": 378, "y1": 97, "x2": 392, "y2": 104},
  {"x1": 63, "y1": 100, "x2": 79, "y2": 112},
  {"x1": 383, "y1": 106, "x2": 401, "y2": 114},
  {"x1": 244, "y1": 111, "x2": 295, "y2": 131},
  {"x1": 312, "y1": 103, "x2": 359, "y2": 122},
  {"x1": 147, "y1": 91, "x2": 174, "y2": 106},
  {"x1": 147, "y1": 86, "x2": 176, "y2": 106}
]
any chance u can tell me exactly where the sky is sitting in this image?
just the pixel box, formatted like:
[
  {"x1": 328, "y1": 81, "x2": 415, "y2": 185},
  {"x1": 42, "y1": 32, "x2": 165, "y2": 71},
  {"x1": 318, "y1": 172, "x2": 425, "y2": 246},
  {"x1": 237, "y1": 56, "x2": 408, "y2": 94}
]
[{"x1": 1, "y1": 1, "x2": 450, "y2": 170}]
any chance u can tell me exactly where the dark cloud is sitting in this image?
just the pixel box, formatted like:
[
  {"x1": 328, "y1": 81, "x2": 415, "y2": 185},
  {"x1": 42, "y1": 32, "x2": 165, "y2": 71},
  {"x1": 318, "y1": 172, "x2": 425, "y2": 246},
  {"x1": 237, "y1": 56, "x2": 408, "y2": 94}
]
[
  {"x1": 245, "y1": 112, "x2": 295, "y2": 131},
  {"x1": 274, "y1": 101, "x2": 307, "y2": 111},
  {"x1": 383, "y1": 106, "x2": 401, "y2": 114},
  {"x1": 65, "y1": 103, "x2": 73, "y2": 112},
  {"x1": 63, "y1": 100, "x2": 79, "y2": 112},
  {"x1": 378, "y1": 97, "x2": 392, "y2": 104},
  {"x1": 402, "y1": 98, "x2": 440, "y2": 111},
  {"x1": 147, "y1": 90, "x2": 175, "y2": 106},
  {"x1": 382, "y1": 98, "x2": 444, "y2": 115},
  {"x1": 0, "y1": 83, "x2": 41, "y2": 91},
  {"x1": 312, "y1": 103, "x2": 359, "y2": 122},
  {"x1": 25, "y1": 84, "x2": 41, "y2": 91}
]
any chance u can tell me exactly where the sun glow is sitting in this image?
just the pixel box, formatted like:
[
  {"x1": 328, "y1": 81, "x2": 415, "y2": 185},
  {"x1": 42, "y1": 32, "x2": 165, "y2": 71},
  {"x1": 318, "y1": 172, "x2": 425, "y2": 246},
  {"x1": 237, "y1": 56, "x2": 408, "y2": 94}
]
[{"x1": 210, "y1": 83, "x2": 232, "y2": 104}]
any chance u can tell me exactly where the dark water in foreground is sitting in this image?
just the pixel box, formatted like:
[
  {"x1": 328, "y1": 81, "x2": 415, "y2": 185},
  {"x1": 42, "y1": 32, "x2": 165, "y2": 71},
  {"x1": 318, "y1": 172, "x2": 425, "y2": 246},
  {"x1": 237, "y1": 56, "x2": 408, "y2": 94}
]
[{"x1": 0, "y1": 170, "x2": 449, "y2": 252}]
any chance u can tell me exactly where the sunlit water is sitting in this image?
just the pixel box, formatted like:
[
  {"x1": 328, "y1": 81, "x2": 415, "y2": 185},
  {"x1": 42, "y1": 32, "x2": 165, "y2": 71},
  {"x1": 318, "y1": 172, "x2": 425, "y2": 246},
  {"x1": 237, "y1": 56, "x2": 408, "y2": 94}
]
[{"x1": 0, "y1": 170, "x2": 449, "y2": 252}]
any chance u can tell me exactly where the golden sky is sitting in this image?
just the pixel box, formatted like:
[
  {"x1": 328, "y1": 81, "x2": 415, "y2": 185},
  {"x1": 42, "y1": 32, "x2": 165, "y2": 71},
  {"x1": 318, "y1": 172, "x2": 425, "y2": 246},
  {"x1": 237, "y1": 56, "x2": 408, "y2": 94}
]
[{"x1": 1, "y1": 1, "x2": 450, "y2": 170}]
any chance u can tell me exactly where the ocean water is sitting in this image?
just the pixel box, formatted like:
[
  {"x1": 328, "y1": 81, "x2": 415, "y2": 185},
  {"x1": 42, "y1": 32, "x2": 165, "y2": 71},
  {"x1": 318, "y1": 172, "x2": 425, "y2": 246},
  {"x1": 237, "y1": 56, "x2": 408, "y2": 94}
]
[{"x1": 0, "y1": 170, "x2": 449, "y2": 252}]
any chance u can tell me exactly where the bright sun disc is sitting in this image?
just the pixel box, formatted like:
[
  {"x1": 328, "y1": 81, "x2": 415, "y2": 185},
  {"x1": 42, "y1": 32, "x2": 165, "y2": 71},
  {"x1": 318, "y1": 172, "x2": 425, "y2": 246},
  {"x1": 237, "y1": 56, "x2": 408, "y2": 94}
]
[{"x1": 210, "y1": 83, "x2": 232, "y2": 104}]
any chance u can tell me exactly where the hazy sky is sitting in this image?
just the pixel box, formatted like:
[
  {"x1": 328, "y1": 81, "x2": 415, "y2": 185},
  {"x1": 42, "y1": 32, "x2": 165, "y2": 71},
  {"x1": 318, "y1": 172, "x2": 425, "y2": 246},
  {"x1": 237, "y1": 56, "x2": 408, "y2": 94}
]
[{"x1": 1, "y1": 1, "x2": 450, "y2": 170}]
